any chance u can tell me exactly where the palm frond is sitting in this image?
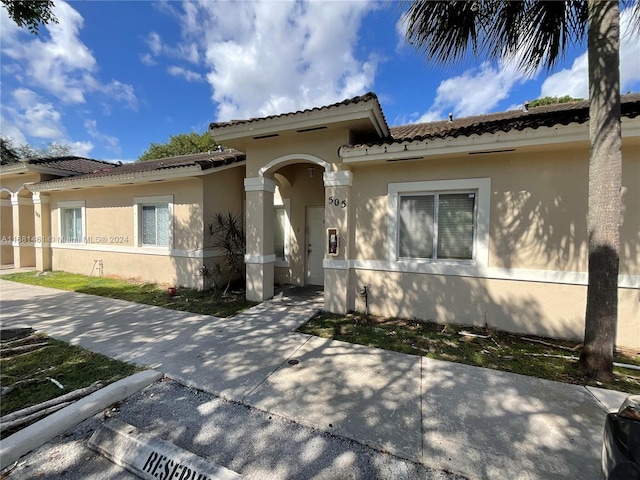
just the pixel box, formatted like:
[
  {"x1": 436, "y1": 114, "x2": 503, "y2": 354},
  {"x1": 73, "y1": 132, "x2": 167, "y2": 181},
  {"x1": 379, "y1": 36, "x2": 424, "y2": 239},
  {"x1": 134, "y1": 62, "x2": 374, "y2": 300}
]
[{"x1": 401, "y1": 0, "x2": 589, "y2": 73}]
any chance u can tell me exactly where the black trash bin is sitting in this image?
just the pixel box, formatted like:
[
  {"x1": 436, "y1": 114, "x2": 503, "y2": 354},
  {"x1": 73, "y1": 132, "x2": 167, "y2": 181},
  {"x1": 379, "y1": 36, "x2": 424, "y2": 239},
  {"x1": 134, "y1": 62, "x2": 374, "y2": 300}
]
[{"x1": 603, "y1": 395, "x2": 640, "y2": 479}]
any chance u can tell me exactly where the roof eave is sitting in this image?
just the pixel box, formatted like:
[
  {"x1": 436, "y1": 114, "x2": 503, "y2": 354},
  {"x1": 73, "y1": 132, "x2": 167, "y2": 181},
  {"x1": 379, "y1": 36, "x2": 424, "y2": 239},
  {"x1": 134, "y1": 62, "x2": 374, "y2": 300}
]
[
  {"x1": 340, "y1": 118, "x2": 640, "y2": 163},
  {"x1": 0, "y1": 162, "x2": 81, "y2": 177},
  {"x1": 28, "y1": 165, "x2": 206, "y2": 192},
  {"x1": 211, "y1": 99, "x2": 389, "y2": 142}
]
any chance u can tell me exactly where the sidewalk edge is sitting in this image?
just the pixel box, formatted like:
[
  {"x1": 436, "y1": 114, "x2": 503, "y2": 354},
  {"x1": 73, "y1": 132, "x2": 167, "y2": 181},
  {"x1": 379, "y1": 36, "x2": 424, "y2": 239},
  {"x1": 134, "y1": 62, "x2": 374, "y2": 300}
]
[{"x1": 0, "y1": 369, "x2": 162, "y2": 470}]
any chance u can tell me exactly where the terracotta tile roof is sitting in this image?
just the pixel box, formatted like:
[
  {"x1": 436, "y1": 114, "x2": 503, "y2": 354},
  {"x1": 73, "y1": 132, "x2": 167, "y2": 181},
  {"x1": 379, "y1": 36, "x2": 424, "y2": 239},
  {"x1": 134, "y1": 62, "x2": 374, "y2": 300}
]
[
  {"x1": 72, "y1": 149, "x2": 246, "y2": 178},
  {"x1": 21, "y1": 156, "x2": 117, "y2": 174},
  {"x1": 369, "y1": 93, "x2": 640, "y2": 147},
  {"x1": 209, "y1": 92, "x2": 388, "y2": 131},
  {"x1": 30, "y1": 150, "x2": 245, "y2": 189}
]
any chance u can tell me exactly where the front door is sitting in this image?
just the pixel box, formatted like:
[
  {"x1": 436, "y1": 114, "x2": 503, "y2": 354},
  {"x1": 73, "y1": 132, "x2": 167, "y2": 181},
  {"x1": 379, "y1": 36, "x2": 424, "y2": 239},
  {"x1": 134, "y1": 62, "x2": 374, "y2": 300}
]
[{"x1": 306, "y1": 206, "x2": 325, "y2": 286}]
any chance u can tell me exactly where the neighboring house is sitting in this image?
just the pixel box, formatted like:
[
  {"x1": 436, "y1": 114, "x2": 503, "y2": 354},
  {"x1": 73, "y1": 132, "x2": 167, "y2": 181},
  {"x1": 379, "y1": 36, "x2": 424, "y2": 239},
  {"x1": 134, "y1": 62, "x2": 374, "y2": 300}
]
[
  {"x1": 1, "y1": 93, "x2": 638, "y2": 347},
  {"x1": 0, "y1": 152, "x2": 246, "y2": 288}
]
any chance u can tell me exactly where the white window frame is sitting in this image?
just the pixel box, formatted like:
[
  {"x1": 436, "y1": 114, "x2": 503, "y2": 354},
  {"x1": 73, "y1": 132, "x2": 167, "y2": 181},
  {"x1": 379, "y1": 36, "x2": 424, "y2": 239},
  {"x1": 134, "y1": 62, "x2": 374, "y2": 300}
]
[
  {"x1": 387, "y1": 178, "x2": 490, "y2": 268},
  {"x1": 134, "y1": 195, "x2": 173, "y2": 249},
  {"x1": 274, "y1": 197, "x2": 291, "y2": 267},
  {"x1": 58, "y1": 201, "x2": 85, "y2": 244}
]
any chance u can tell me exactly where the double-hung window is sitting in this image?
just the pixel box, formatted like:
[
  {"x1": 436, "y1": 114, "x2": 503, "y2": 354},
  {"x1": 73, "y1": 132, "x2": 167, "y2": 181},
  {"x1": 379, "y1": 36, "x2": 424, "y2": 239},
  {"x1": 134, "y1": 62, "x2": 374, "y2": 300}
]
[
  {"x1": 134, "y1": 196, "x2": 173, "y2": 248},
  {"x1": 388, "y1": 178, "x2": 490, "y2": 267},
  {"x1": 58, "y1": 201, "x2": 85, "y2": 243}
]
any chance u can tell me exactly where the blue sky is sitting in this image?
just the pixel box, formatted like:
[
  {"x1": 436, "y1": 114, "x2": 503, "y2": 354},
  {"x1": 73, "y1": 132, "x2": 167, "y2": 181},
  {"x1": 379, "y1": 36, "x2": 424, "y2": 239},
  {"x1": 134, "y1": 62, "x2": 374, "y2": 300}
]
[{"x1": 1, "y1": 1, "x2": 639, "y2": 162}]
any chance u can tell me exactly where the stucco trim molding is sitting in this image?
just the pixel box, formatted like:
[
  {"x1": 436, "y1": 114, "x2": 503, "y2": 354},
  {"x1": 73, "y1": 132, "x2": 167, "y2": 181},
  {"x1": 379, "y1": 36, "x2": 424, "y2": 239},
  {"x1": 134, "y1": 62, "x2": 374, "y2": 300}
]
[
  {"x1": 12, "y1": 241, "x2": 34, "y2": 248},
  {"x1": 10, "y1": 195, "x2": 33, "y2": 206},
  {"x1": 244, "y1": 254, "x2": 277, "y2": 264},
  {"x1": 259, "y1": 154, "x2": 332, "y2": 178},
  {"x1": 32, "y1": 193, "x2": 50, "y2": 204},
  {"x1": 50, "y1": 242, "x2": 224, "y2": 258},
  {"x1": 323, "y1": 170, "x2": 353, "y2": 187},
  {"x1": 244, "y1": 177, "x2": 276, "y2": 193},
  {"x1": 323, "y1": 259, "x2": 350, "y2": 270},
  {"x1": 348, "y1": 258, "x2": 639, "y2": 289}
]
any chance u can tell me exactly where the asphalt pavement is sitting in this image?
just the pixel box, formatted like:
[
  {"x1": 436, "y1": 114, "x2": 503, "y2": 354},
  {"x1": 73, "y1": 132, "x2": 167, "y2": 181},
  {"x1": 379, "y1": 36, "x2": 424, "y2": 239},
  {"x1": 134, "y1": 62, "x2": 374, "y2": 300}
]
[{"x1": 0, "y1": 278, "x2": 629, "y2": 479}]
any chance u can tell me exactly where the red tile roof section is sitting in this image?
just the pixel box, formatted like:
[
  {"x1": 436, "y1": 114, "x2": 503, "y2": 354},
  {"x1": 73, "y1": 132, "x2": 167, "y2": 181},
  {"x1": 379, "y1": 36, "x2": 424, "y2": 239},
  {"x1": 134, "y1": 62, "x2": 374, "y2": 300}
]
[
  {"x1": 209, "y1": 92, "x2": 388, "y2": 131},
  {"x1": 376, "y1": 93, "x2": 640, "y2": 147},
  {"x1": 24, "y1": 156, "x2": 118, "y2": 174},
  {"x1": 31, "y1": 150, "x2": 246, "y2": 188}
]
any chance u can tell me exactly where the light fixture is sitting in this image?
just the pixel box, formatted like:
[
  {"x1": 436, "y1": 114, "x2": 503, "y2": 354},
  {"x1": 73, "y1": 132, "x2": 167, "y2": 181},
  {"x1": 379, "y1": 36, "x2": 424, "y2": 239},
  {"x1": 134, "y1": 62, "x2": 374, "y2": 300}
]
[{"x1": 308, "y1": 166, "x2": 315, "y2": 178}]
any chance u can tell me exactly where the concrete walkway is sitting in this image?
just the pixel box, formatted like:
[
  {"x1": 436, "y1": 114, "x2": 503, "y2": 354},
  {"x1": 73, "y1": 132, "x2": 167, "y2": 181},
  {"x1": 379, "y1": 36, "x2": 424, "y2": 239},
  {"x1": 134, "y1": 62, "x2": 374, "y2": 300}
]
[{"x1": 0, "y1": 279, "x2": 626, "y2": 480}]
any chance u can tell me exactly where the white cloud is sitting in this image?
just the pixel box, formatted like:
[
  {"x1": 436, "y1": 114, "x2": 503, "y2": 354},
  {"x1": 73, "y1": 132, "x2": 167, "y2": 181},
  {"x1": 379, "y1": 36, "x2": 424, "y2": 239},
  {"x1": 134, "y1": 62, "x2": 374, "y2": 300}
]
[
  {"x1": 146, "y1": 31, "x2": 163, "y2": 55},
  {"x1": 1, "y1": 87, "x2": 96, "y2": 156},
  {"x1": 101, "y1": 81, "x2": 138, "y2": 111},
  {"x1": 84, "y1": 119, "x2": 121, "y2": 155},
  {"x1": 417, "y1": 59, "x2": 531, "y2": 122},
  {"x1": 167, "y1": 66, "x2": 203, "y2": 82},
  {"x1": 0, "y1": 1, "x2": 137, "y2": 108},
  {"x1": 142, "y1": 31, "x2": 199, "y2": 66},
  {"x1": 158, "y1": 0, "x2": 378, "y2": 121},
  {"x1": 9, "y1": 88, "x2": 64, "y2": 139},
  {"x1": 68, "y1": 141, "x2": 94, "y2": 157},
  {"x1": 540, "y1": 53, "x2": 588, "y2": 98},
  {"x1": 541, "y1": 7, "x2": 640, "y2": 98},
  {"x1": 140, "y1": 53, "x2": 157, "y2": 66}
]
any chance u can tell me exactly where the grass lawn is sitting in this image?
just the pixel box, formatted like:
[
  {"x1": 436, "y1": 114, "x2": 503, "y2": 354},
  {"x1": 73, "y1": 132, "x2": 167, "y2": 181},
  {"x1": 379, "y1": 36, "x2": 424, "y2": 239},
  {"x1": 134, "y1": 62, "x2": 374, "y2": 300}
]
[
  {"x1": 299, "y1": 312, "x2": 640, "y2": 394},
  {"x1": 4, "y1": 271, "x2": 256, "y2": 318},
  {"x1": 1, "y1": 333, "x2": 140, "y2": 437}
]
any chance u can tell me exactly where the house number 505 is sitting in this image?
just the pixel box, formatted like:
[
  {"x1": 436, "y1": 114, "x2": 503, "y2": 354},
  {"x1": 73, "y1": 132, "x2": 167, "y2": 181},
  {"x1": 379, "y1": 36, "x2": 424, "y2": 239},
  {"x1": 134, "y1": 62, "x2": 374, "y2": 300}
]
[{"x1": 328, "y1": 196, "x2": 347, "y2": 208}]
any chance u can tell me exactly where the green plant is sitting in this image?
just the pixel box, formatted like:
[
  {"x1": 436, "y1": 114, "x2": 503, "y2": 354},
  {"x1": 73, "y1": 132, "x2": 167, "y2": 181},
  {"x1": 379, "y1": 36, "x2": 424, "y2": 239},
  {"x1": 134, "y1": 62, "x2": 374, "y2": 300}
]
[
  {"x1": 4, "y1": 271, "x2": 255, "y2": 317},
  {"x1": 205, "y1": 212, "x2": 245, "y2": 295}
]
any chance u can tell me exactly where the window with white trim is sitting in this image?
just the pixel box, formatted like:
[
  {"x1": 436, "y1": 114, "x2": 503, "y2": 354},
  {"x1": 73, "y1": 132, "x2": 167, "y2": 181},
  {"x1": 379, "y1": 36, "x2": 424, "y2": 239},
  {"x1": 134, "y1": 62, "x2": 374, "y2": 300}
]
[
  {"x1": 142, "y1": 205, "x2": 169, "y2": 246},
  {"x1": 58, "y1": 201, "x2": 85, "y2": 243},
  {"x1": 273, "y1": 197, "x2": 290, "y2": 265},
  {"x1": 399, "y1": 192, "x2": 476, "y2": 260},
  {"x1": 274, "y1": 206, "x2": 286, "y2": 259},
  {"x1": 388, "y1": 178, "x2": 490, "y2": 267},
  {"x1": 134, "y1": 196, "x2": 173, "y2": 248}
]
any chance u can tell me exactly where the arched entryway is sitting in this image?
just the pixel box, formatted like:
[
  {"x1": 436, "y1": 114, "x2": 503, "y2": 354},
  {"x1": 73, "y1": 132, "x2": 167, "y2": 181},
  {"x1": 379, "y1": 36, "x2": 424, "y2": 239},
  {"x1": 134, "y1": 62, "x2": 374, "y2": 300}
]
[{"x1": 244, "y1": 154, "x2": 330, "y2": 301}]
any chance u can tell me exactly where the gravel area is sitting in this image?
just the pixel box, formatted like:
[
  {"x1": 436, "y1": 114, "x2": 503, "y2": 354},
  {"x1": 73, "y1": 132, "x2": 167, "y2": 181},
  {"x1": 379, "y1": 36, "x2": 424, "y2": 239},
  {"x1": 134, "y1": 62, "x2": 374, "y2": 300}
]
[{"x1": 3, "y1": 378, "x2": 465, "y2": 480}]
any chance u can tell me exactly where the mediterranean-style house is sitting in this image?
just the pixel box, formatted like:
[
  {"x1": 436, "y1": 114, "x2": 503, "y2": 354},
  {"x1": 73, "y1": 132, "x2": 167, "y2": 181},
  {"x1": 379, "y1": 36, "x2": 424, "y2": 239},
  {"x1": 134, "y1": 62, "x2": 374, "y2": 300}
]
[{"x1": 1, "y1": 93, "x2": 638, "y2": 347}]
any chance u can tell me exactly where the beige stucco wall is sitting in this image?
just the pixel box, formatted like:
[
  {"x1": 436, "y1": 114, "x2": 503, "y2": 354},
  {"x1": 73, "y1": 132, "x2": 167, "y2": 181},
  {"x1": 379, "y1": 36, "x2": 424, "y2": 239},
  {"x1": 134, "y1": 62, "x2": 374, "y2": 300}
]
[
  {"x1": 201, "y1": 165, "x2": 246, "y2": 288},
  {"x1": 244, "y1": 128, "x2": 350, "y2": 177},
  {"x1": 337, "y1": 141, "x2": 640, "y2": 346},
  {"x1": 348, "y1": 268, "x2": 638, "y2": 347},
  {"x1": 50, "y1": 179, "x2": 203, "y2": 249},
  {"x1": 51, "y1": 247, "x2": 204, "y2": 288},
  {"x1": 47, "y1": 177, "x2": 206, "y2": 288},
  {"x1": 0, "y1": 172, "x2": 42, "y2": 193},
  {"x1": 350, "y1": 143, "x2": 639, "y2": 274}
]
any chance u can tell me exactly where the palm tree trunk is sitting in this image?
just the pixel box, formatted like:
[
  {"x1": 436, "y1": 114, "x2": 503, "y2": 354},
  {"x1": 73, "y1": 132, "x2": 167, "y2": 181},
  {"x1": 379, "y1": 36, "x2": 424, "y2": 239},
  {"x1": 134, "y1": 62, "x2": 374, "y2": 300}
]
[{"x1": 580, "y1": 0, "x2": 622, "y2": 380}]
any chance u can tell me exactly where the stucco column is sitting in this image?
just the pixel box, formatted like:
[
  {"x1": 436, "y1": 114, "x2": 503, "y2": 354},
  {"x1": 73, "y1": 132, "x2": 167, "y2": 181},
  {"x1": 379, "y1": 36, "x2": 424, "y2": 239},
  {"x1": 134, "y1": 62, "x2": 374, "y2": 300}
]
[
  {"x1": 1, "y1": 196, "x2": 13, "y2": 266},
  {"x1": 244, "y1": 176, "x2": 276, "y2": 302},
  {"x1": 32, "y1": 193, "x2": 52, "y2": 271},
  {"x1": 10, "y1": 193, "x2": 36, "y2": 268},
  {"x1": 323, "y1": 170, "x2": 353, "y2": 313}
]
